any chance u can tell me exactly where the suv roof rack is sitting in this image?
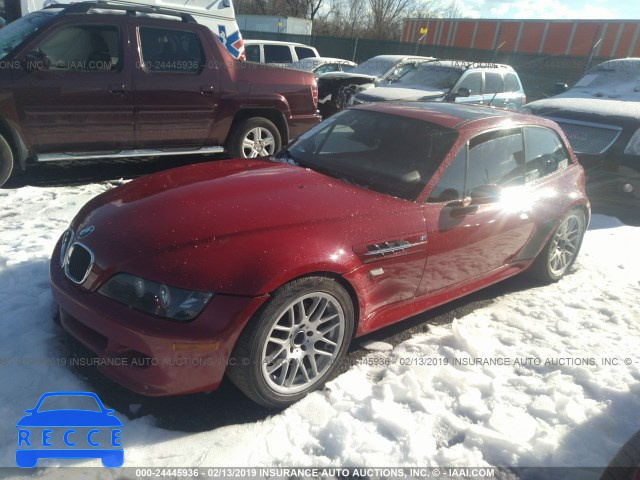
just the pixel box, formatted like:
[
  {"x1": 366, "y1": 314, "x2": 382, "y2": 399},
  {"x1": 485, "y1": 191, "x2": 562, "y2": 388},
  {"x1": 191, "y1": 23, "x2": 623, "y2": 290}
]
[{"x1": 49, "y1": 1, "x2": 197, "y2": 23}]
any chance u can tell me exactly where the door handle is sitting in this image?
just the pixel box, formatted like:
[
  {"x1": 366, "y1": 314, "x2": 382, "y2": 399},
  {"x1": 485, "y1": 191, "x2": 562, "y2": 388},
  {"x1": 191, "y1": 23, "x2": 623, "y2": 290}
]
[
  {"x1": 200, "y1": 85, "x2": 213, "y2": 96},
  {"x1": 109, "y1": 83, "x2": 126, "y2": 95}
]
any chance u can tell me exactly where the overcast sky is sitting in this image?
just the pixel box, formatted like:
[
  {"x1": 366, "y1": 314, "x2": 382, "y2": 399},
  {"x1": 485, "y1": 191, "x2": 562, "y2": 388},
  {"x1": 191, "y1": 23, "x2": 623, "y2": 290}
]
[{"x1": 461, "y1": 0, "x2": 640, "y2": 19}]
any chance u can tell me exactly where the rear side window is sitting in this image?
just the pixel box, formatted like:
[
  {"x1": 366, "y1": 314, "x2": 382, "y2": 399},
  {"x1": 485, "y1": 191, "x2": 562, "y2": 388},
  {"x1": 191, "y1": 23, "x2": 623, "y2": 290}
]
[
  {"x1": 139, "y1": 27, "x2": 204, "y2": 73},
  {"x1": 245, "y1": 44, "x2": 260, "y2": 62},
  {"x1": 295, "y1": 46, "x2": 316, "y2": 60},
  {"x1": 524, "y1": 127, "x2": 570, "y2": 183},
  {"x1": 264, "y1": 44, "x2": 292, "y2": 63},
  {"x1": 467, "y1": 129, "x2": 525, "y2": 195},
  {"x1": 457, "y1": 72, "x2": 482, "y2": 95},
  {"x1": 505, "y1": 73, "x2": 521, "y2": 92},
  {"x1": 39, "y1": 25, "x2": 120, "y2": 71},
  {"x1": 484, "y1": 72, "x2": 504, "y2": 94}
]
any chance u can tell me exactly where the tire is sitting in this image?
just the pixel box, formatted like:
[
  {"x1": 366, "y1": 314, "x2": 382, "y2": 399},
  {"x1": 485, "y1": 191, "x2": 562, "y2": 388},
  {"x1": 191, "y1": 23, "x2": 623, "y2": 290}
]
[
  {"x1": 227, "y1": 117, "x2": 281, "y2": 159},
  {"x1": 528, "y1": 209, "x2": 586, "y2": 283},
  {"x1": 227, "y1": 276, "x2": 354, "y2": 408},
  {"x1": 0, "y1": 134, "x2": 15, "y2": 187}
]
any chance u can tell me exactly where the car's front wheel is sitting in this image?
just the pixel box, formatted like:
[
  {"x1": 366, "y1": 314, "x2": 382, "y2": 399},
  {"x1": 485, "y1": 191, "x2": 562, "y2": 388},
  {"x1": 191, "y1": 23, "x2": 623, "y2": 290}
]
[
  {"x1": 227, "y1": 117, "x2": 281, "y2": 159},
  {"x1": 529, "y1": 209, "x2": 586, "y2": 282},
  {"x1": 227, "y1": 276, "x2": 354, "y2": 407}
]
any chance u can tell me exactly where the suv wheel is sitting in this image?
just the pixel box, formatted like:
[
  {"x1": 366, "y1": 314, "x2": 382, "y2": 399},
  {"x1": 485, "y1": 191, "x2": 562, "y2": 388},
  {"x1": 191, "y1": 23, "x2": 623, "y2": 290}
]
[
  {"x1": 0, "y1": 134, "x2": 15, "y2": 187},
  {"x1": 228, "y1": 117, "x2": 281, "y2": 158},
  {"x1": 227, "y1": 276, "x2": 354, "y2": 407}
]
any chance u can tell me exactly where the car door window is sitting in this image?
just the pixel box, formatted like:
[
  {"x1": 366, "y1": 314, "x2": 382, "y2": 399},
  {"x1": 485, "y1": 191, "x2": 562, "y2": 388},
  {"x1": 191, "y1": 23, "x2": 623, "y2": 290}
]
[
  {"x1": 427, "y1": 148, "x2": 466, "y2": 203},
  {"x1": 524, "y1": 127, "x2": 570, "y2": 183},
  {"x1": 456, "y1": 72, "x2": 482, "y2": 95},
  {"x1": 38, "y1": 25, "x2": 120, "y2": 71},
  {"x1": 467, "y1": 129, "x2": 525, "y2": 198},
  {"x1": 138, "y1": 27, "x2": 204, "y2": 73},
  {"x1": 504, "y1": 73, "x2": 521, "y2": 92},
  {"x1": 484, "y1": 72, "x2": 504, "y2": 94},
  {"x1": 264, "y1": 45, "x2": 292, "y2": 63},
  {"x1": 295, "y1": 46, "x2": 316, "y2": 60},
  {"x1": 245, "y1": 44, "x2": 260, "y2": 62}
]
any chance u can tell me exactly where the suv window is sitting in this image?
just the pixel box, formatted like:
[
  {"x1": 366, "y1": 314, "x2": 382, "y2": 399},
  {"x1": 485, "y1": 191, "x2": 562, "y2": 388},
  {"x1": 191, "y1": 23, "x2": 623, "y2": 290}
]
[
  {"x1": 484, "y1": 72, "x2": 504, "y2": 94},
  {"x1": 457, "y1": 72, "x2": 482, "y2": 95},
  {"x1": 295, "y1": 46, "x2": 316, "y2": 60},
  {"x1": 524, "y1": 127, "x2": 570, "y2": 183},
  {"x1": 264, "y1": 44, "x2": 292, "y2": 63},
  {"x1": 504, "y1": 73, "x2": 521, "y2": 92},
  {"x1": 139, "y1": 27, "x2": 204, "y2": 73},
  {"x1": 245, "y1": 44, "x2": 260, "y2": 62},
  {"x1": 468, "y1": 129, "x2": 524, "y2": 195},
  {"x1": 39, "y1": 25, "x2": 119, "y2": 71}
]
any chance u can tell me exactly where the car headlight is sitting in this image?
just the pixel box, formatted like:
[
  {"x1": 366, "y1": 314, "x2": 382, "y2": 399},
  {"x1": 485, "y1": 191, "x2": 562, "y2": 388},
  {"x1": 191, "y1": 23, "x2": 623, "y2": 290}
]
[
  {"x1": 98, "y1": 273, "x2": 213, "y2": 322},
  {"x1": 624, "y1": 128, "x2": 640, "y2": 155}
]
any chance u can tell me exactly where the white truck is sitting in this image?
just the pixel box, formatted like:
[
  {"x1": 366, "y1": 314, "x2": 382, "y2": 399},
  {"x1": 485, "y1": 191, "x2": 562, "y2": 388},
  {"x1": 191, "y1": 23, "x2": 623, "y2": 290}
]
[{"x1": 3, "y1": 0, "x2": 246, "y2": 58}]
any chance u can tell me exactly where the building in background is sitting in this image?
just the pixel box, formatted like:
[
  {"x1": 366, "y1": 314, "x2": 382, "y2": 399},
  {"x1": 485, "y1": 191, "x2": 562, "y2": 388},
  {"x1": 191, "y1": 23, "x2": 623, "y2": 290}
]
[
  {"x1": 237, "y1": 14, "x2": 311, "y2": 35},
  {"x1": 402, "y1": 18, "x2": 640, "y2": 58}
]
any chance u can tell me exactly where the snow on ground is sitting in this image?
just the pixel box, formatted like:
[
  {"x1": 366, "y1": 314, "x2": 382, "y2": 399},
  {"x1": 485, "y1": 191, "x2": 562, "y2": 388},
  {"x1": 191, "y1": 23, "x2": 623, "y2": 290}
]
[{"x1": 1, "y1": 182, "x2": 639, "y2": 479}]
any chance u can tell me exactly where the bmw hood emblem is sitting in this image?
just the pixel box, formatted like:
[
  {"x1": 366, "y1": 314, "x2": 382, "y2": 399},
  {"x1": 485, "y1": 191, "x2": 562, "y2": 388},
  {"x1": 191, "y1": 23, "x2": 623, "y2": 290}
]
[{"x1": 77, "y1": 225, "x2": 95, "y2": 238}]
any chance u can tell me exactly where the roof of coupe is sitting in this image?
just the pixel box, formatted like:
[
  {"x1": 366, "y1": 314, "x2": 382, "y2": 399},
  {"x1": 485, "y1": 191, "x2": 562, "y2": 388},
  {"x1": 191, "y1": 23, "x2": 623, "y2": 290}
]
[{"x1": 352, "y1": 101, "x2": 554, "y2": 130}]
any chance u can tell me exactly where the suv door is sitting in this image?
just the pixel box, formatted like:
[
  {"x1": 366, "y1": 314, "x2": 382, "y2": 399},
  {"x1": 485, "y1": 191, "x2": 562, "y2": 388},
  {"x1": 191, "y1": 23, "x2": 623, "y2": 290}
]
[
  {"x1": 132, "y1": 22, "x2": 217, "y2": 148},
  {"x1": 452, "y1": 71, "x2": 483, "y2": 105},
  {"x1": 12, "y1": 19, "x2": 133, "y2": 153},
  {"x1": 420, "y1": 128, "x2": 536, "y2": 293}
]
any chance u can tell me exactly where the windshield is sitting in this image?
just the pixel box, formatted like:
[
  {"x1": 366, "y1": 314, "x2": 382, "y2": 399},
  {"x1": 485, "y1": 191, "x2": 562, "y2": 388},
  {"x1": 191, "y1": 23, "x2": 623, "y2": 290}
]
[
  {"x1": 0, "y1": 12, "x2": 56, "y2": 60},
  {"x1": 349, "y1": 57, "x2": 397, "y2": 77},
  {"x1": 392, "y1": 64, "x2": 463, "y2": 90},
  {"x1": 569, "y1": 63, "x2": 640, "y2": 99},
  {"x1": 276, "y1": 109, "x2": 458, "y2": 200}
]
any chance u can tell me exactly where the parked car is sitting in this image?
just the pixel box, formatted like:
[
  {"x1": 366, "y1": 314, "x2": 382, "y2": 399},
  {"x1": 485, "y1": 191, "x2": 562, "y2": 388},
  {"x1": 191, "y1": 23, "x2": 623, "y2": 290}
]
[
  {"x1": 352, "y1": 61, "x2": 526, "y2": 110},
  {"x1": 243, "y1": 39, "x2": 319, "y2": 65},
  {"x1": 0, "y1": 2, "x2": 320, "y2": 186},
  {"x1": 316, "y1": 54, "x2": 435, "y2": 117},
  {"x1": 526, "y1": 58, "x2": 640, "y2": 209},
  {"x1": 288, "y1": 56, "x2": 356, "y2": 77},
  {"x1": 4, "y1": 0, "x2": 246, "y2": 59},
  {"x1": 51, "y1": 102, "x2": 590, "y2": 407}
]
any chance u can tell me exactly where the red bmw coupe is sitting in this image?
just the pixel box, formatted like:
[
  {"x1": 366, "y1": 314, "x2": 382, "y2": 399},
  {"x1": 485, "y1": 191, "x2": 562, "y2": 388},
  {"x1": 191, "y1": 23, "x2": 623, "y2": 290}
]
[{"x1": 51, "y1": 103, "x2": 590, "y2": 407}]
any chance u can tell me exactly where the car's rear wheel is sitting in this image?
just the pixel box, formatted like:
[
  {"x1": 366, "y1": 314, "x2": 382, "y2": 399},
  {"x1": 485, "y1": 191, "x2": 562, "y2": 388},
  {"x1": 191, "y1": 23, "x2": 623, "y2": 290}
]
[
  {"x1": 529, "y1": 209, "x2": 586, "y2": 282},
  {"x1": 227, "y1": 276, "x2": 354, "y2": 407},
  {"x1": 227, "y1": 117, "x2": 281, "y2": 159},
  {"x1": 0, "y1": 134, "x2": 15, "y2": 187}
]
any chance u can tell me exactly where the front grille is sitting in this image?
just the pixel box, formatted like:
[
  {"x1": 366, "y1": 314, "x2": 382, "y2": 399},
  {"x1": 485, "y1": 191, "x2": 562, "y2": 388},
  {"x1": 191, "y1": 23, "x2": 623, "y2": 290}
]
[
  {"x1": 65, "y1": 243, "x2": 93, "y2": 284},
  {"x1": 552, "y1": 119, "x2": 622, "y2": 155}
]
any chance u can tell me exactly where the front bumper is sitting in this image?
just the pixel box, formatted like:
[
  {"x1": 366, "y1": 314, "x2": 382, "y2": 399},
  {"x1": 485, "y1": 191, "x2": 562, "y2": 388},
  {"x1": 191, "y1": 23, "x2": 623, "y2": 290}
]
[
  {"x1": 582, "y1": 160, "x2": 640, "y2": 208},
  {"x1": 50, "y1": 248, "x2": 267, "y2": 396}
]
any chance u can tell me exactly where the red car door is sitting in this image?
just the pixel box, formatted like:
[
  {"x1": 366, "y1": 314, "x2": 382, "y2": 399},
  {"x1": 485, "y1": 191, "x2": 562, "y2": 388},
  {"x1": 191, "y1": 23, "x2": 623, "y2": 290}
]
[
  {"x1": 130, "y1": 21, "x2": 218, "y2": 148},
  {"x1": 419, "y1": 128, "x2": 536, "y2": 294},
  {"x1": 12, "y1": 18, "x2": 134, "y2": 153}
]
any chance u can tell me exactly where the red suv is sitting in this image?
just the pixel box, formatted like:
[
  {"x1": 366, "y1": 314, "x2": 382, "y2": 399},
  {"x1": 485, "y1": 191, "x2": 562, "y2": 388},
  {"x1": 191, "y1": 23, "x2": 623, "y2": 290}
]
[{"x1": 0, "y1": 2, "x2": 320, "y2": 186}]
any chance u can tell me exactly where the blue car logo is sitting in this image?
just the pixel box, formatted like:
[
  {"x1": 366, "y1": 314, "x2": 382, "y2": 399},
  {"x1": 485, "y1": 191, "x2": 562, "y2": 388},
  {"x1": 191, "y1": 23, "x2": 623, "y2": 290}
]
[{"x1": 16, "y1": 391, "x2": 123, "y2": 468}]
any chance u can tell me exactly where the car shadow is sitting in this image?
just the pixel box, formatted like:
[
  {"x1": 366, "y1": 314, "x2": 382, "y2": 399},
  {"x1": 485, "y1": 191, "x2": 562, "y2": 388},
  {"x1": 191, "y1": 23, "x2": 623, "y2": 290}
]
[{"x1": 3, "y1": 154, "x2": 228, "y2": 189}]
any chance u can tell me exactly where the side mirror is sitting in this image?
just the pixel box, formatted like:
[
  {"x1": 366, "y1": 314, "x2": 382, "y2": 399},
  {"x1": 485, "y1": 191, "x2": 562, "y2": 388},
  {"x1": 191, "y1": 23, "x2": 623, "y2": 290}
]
[
  {"x1": 550, "y1": 82, "x2": 568, "y2": 95},
  {"x1": 445, "y1": 87, "x2": 470, "y2": 102},
  {"x1": 470, "y1": 184, "x2": 502, "y2": 204},
  {"x1": 22, "y1": 50, "x2": 51, "y2": 72}
]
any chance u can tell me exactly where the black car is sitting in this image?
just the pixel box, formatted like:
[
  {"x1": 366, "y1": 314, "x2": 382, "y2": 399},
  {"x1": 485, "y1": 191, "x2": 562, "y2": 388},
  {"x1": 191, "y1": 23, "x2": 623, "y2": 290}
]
[{"x1": 526, "y1": 58, "x2": 640, "y2": 211}]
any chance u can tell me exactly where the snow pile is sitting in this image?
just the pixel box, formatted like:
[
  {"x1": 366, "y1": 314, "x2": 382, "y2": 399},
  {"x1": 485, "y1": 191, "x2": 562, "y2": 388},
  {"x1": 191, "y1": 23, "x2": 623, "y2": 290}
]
[{"x1": 0, "y1": 183, "x2": 639, "y2": 478}]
